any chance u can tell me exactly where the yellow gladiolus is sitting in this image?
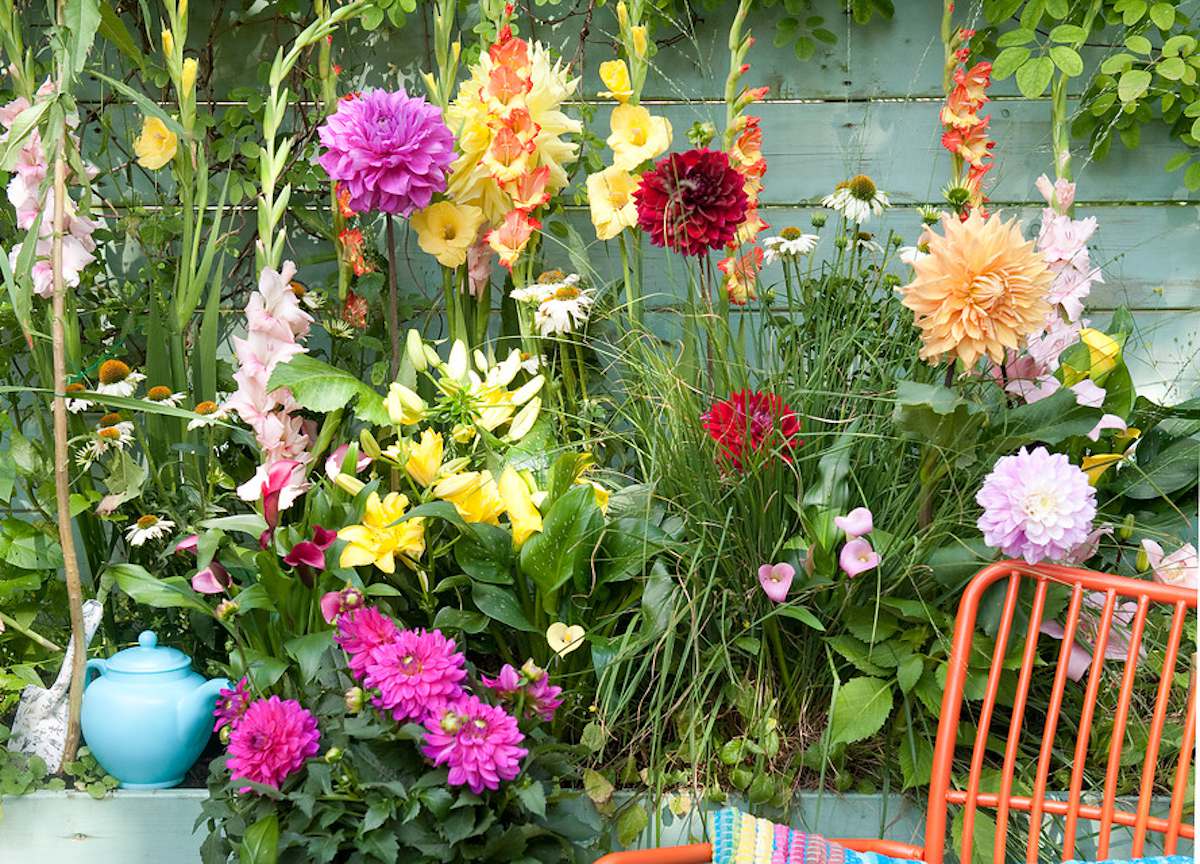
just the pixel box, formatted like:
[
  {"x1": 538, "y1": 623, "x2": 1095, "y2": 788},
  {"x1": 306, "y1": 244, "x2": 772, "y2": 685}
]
[
  {"x1": 598, "y1": 60, "x2": 633, "y2": 102},
  {"x1": 631, "y1": 25, "x2": 649, "y2": 58},
  {"x1": 405, "y1": 428, "x2": 444, "y2": 487},
  {"x1": 436, "y1": 470, "x2": 506, "y2": 526},
  {"x1": 181, "y1": 57, "x2": 198, "y2": 95},
  {"x1": 586, "y1": 166, "x2": 640, "y2": 241},
  {"x1": 616, "y1": 1, "x2": 629, "y2": 30},
  {"x1": 162, "y1": 28, "x2": 175, "y2": 57},
  {"x1": 498, "y1": 466, "x2": 543, "y2": 546},
  {"x1": 133, "y1": 116, "x2": 178, "y2": 170},
  {"x1": 338, "y1": 492, "x2": 426, "y2": 574},
  {"x1": 411, "y1": 201, "x2": 485, "y2": 268},
  {"x1": 607, "y1": 104, "x2": 672, "y2": 172},
  {"x1": 386, "y1": 382, "x2": 427, "y2": 426},
  {"x1": 1080, "y1": 327, "x2": 1120, "y2": 382}
]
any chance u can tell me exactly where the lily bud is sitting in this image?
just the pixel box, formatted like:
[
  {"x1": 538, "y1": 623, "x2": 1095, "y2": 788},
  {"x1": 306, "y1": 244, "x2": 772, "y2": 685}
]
[
  {"x1": 511, "y1": 375, "x2": 545, "y2": 406},
  {"x1": 406, "y1": 329, "x2": 427, "y2": 372},
  {"x1": 1119, "y1": 513, "x2": 1136, "y2": 540},
  {"x1": 359, "y1": 428, "x2": 382, "y2": 460},
  {"x1": 386, "y1": 382, "x2": 427, "y2": 425},
  {"x1": 334, "y1": 473, "x2": 366, "y2": 496},
  {"x1": 446, "y1": 340, "x2": 469, "y2": 383},
  {"x1": 507, "y1": 397, "x2": 541, "y2": 441},
  {"x1": 451, "y1": 423, "x2": 476, "y2": 444}
]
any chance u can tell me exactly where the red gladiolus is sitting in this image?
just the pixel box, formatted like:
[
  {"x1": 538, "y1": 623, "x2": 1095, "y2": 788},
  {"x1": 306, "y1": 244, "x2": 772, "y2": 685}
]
[
  {"x1": 635, "y1": 148, "x2": 749, "y2": 257},
  {"x1": 701, "y1": 390, "x2": 801, "y2": 471}
]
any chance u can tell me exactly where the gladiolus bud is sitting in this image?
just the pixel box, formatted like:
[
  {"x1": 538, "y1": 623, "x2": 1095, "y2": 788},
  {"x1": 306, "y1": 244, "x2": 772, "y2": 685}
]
[
  {"x1": 406, "y1": 329, "x2": 427, "y2": 372},
  {"x1": 162, "y1": 28, "x2": 175, "y2": 56},
  {"x1": 386, "y1": 382, "x2": 427, "y2": 425},
  {"x1": 617, "y1": 0, "x2": 629, "y2": 30},
  {"x1": 181, "y1": 57, "x2": 197, "y2": 95},
  {"x1": 345, "y1": 687, "x2": 365, "y2": 713},
  {"x1": 334, "y1": 474, "x2": 366, "y2": 496},
  {"x1": 178, "y1": 0, "x2": 188, "y2": 20},
  {"x1": 631, "y1": 25, "x2": 648, "y2": 58}
]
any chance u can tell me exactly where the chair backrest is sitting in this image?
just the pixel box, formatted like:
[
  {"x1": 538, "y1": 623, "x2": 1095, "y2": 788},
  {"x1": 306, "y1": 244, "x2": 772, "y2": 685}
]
[{"x1": 924, "y1": 561, "x2": 1196, "y2": 864}]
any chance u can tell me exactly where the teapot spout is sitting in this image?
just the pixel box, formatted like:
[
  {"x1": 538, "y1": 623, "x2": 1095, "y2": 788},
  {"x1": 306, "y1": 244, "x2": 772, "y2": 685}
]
[{"x1": 179, "y1": 676, "x2": 232, "y2": 740}]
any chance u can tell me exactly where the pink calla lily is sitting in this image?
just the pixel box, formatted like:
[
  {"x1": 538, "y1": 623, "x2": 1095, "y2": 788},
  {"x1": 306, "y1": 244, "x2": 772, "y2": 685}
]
[
  {"x1": 834, "y1": 507, "x2": 874, "y2": 539},
  {"x1": 192, "y1": 561, "x2": 232, "y2": 595},
  {"x1": 839, "y1": 537, "x2": 880, "y2": 578},
  {"x1": 757, "y1": 562, "x2": 794, "y2": 603}
]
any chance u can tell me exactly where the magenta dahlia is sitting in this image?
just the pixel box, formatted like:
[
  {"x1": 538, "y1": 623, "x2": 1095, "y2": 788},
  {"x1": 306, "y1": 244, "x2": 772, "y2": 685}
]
[
  {"x1": 976, "y1": 446, "x2": 1096, "y2": 564},
  {"x1": 213, "y1": 676, "x2": 251, "y2": 732},
  {"x1": 422, "y1": 695, "x2": 528, "y2": 794},
  {"x1": 335, "y1": 606, "x2": 399, "y2": 679},
  {"x1": 701, "y1": 389, "x2": 802, "y2": 470},
  {"x1": 225, "y1": 696, "x2": 320, "y2": 790},
  {"x1": 635, "y1": 148, "x2": 749, "y2": 256},
  {"x1": 317, "y1": 89, "x2": 455, "y2": 216},
  {"x1": 364, "y1": 628, "x2": 467, "y2": 724}
]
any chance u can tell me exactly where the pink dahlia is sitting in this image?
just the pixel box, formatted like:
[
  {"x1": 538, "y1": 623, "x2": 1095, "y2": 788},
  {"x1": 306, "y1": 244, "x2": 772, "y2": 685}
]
[
  {"x1": 317, "y1": 89, "x2": 455, "y2": 217},
  {"x1": 524, "y1": 674, "x2": 564, "y2": 723},
  {"x1": 483, "y1": 662, "x2": 564, "y2": 722},
  {"x1": 364, "y1": 628, "x2": 467, "y2": 724},
  {"x1": 701, "y1": 389, "x2": 801, "y2": 471},
  {"x1": 213, "y1": 677, "x2": 251, "y2": 732},
  {"x1": 635, "y1": 148, "x2": 748, "y2": 256},
  {"x1": 226, "y1": 696, "x2": 320, "y2": 791},
  {"x1": 335, "y1": 606, "x2": 399, "y2": 679},
  {"x1": 976, "y1": 446, "x2": 1096, "y2": 564},
  {"x1": 422, "y1": 695, "x2": 528, "y2": 794}
]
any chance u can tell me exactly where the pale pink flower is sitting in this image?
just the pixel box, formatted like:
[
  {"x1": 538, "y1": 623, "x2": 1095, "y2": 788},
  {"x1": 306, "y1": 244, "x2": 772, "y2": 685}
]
[
  {"x1": 839, "y1": 538, "x2": 880, "y2": 578},
  {"x1": 192, "y1": 561, "x2": 231, "y2": 594},
  {"x1": 1141, "y1": 540, "x2": 1198, "y2": 591},
  {"x1": 1036, "y1": 174, "x2": 1075, "y2": 213},
  {"x1": 1070, "y1": 379, "x2": 1105, "y2": 408},
  {"x1": 325, "y1": 443, "x2": 372, "y2": 480},
  {"x1": 757, "y1": 562, "x2": 794, "y2": 603},
  {"x1": 467, "y1": 236, "x2": 493, "y2": 298},
  {"x1": 834, "y1": 507, "x2": 873, "y2": 539},
  {"x1": 1041, "y1": 593, "x2": 1142, "y2": 682},
  {"x1": 1086, "y1": 413, "x2": 1127, "y2": 442},
  {"x1": 1063, "y1": 524, "x2": 1113, "y2": 565}
]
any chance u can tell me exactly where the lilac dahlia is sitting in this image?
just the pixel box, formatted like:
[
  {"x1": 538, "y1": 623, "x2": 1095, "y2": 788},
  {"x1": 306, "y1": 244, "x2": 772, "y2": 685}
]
[
  {"x1": 976, "y1": 446, "x2": 1096, "y2": 564},
  {"x1": 364, "y1": 628, "x2": 467, "y2": 724},
  {"x1": 422, "y1": 695, "x2": 527, "y2": 794},
  {"x1": 226, "y1": 696, "x2": 320, "y2": 790},
  {"x1": 317, "y1": 89, "x2": 455, "y2": 216},
  {"x1": 335, "y1": 606, "x2": 399, "y2": 679}
]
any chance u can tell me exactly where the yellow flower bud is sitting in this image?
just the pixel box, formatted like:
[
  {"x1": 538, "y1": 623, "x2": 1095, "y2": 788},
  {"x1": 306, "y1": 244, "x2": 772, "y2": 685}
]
[
  {"x1": 385, "y1": 382, "x2": 427, "y2": 426},
  {"x1": 406, "y1": 329, "x2": 427, "y2": 372},
  {"x1": 598, "y1": 60, "x2": 633, "y2": 102},
  {"x1": 178, "y1": 0, "x2": 188, "y2": 21},
  {"x1": 507, "y1": 397, "x2": 541, "y2": 441},
  {"x1": 181, "y1": 57, "x2": 197, "y2": 95},
  {"x1": 616, "y1": 1, "x2": 629, "y2": 31},
  {"x1": 162, "y1": 28, "x2": 175, "y2": 57},
  {"x1": 451, "y1": 423, "x2": 477, "y2": 444},
  {"x1": 359, "y1": 428, "x2": 382, "y2": 460},
  {"x1": 631, "y1": 25, "x2": 649, "y2": 58},
  {"x1": 333, "y1": 473, "x2": 366, "y2": 496}
]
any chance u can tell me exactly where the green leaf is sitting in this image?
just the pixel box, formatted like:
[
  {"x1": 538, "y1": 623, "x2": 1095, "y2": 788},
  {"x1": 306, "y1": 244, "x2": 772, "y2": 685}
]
[
  {"x1": 615, "y1": 803, "x2": 649, "y2": 848},
  {"x1": 899, "y1": 733, "x2": 934, "y2": 790},
  {"x1": 993, "y1": 46, "x2": 1031, "y2": 79},
  {"x1": 828, "y1": 676, "x2": 894, "y2": 745},
  {"x1": 431, "y1": 606, "x2": 488, "y2": 634},
  {"x1": 1187, "y1": 161, "x2": 1200, "y2": 191},
  {"x1": 828, "y1": 634, "x2": 888, "y2": 676},
  {"x1": 583, "y1": 768, "x2": 614, "y2": 806},
  {"x1": 96, "y1": 450, "x2": 146, "y2": 514},
  {"x1": 897, "y1": 655, "x2": 924, "y2": 694},
  {"x1": 471, "y1": 582, "x2": 536, "y2": 632},
  {"x1": 893, "y1": 381, "x2": 984, "y2": 451},
  {"x1": 90, "y1": 71, "x2": 185, "y2": 137},
  {"x1": 996, "y1": 28, "x2": 1034, "y2": 47},
  {"x1": 239, "y1": 813, "x2": 279, "y2": 864},
  {"x1": 519, "y1": 485, "x2": 604, "y2": 597},
  {"x1": 200, "y1": 514, "x2": 269, "y2": 537},
  {"x1": 0, "y1": 100, "x2": 52, "y2": 171},
  {"x1": 1100, "y1": 53, "x2": 1135, "y2": 75},
  {"x1": 454, "y1": 523, "x2": 513, "y2": 584},
  {"x1": 104, "y1": 563, "x2": 211, "y2": 616},
  {"x1": 64, "y1": 0, "x2": 102, "y2": 76},
  {"x1": 2, "y1": 519, "x2": 63, "y2": 570},
  {"x1": 515, "y1": 781, "x2": 546, "y2": 817},
  {"x1": 1113, "y1": 436, "x2": 1199, "y2": 498},
  {"x1": 1049, "y1": 24, "x2": 1087, "y2": 43},
  {"x1": 987, "y1": 388, "x2": 1100, "y2": 452},
  {"x1": 1158, "y1": 57, "x2": 1187, "y2": 81},
  {"x1": 284, "y1": 632, "x2": 332, "y2": 684},
  {"x1": 1122, "y1": 0, "x2": 1148, "y2": 24},
  {"x1": 1049, "y1": 45, "x2": 1083, "y2": 76},
  {"x1": 775, "y1": 604, "x2": 825, "y2": 631},
  {"x1": 1118, "y1": 69, "x2": 1153, "y2": 102},
  {"x1": 1162, "y1": 35, "x2": 1196, "y2": 58},
  {"x1": 1149, "y1": 1, "x2": 1175, "y2": 29},
  {"x1": 266, "y1": 355, "x2": 388, "y2": 424},
  {"x1": 97, "y1": 1, "x2": 146, "y2": 70},
  {"x1": 802, "y1": 420, "x2": 858, "y2": 512},
  {"x1": 1015, "y1": 55, "x2": 1055, "y2": 98},
  {"x1": 1125, "y1": 34, "x2": 1153, "y2": 55}
]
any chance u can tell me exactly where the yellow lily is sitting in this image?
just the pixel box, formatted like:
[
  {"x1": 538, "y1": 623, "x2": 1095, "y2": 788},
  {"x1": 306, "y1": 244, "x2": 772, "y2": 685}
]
[
  {"x1": 435, "y1": 470, "x2": 506, "y2": 526},
  {"x1": 338, "y1": 492, "x2": 426, "y2": 574},
  {"x1": 1080, "y1": 327, "x2": 1121, "y2": 382},
  {"x1": 498, "y1": 466, "x2": 543, "y2": 546},
  {"x1": 405, "y1": 428, "x2": 444, "y2": 487}
]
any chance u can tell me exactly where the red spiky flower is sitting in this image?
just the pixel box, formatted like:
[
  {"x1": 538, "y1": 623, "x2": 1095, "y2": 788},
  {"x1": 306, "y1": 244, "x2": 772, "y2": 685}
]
[
  {"x1": 701, "y1": 389, "x2": 801, "y2": 471},
  {"x1": 635, "y1": 148, "x2": 749, "y2": 257}
]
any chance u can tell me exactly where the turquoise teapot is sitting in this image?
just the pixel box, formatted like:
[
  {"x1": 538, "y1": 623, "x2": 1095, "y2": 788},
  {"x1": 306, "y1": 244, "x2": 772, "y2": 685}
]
[{"x1": 81, "y1": 630, "x2": 230, "y2": 789}]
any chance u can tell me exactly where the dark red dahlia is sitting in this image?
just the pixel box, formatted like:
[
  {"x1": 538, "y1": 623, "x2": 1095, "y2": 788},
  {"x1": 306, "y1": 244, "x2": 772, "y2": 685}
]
[
  {"x1": 701, "y1": 389, "x2": 801, "y2": 470},
  {"x1": 635, "y1": 148, "x2": 749, "y2": 257}
]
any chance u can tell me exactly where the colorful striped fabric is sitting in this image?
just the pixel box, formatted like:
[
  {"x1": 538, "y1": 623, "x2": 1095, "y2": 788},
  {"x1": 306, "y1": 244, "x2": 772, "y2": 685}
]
[{"x1": 708, "y1": 807, "x2": 919, "y2": 864}]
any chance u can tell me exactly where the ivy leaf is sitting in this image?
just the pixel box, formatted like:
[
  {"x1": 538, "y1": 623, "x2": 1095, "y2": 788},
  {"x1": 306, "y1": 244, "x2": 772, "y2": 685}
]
[
  {"x1": 828, "y1": 676, "x2": 894, "y2": 745},
  {"x1": 1118, "y1": 69, "x2": 1152, "y2": 102},
  {"x1": 1049, "y1": 45, "x2": 1083, "y2": 77},
  {"x1": 1015, "y1": 55, "x2": 1054, "y2": 98},
  {"x1": 267, "y1": 354, "x2": 388, "y2": 424}
]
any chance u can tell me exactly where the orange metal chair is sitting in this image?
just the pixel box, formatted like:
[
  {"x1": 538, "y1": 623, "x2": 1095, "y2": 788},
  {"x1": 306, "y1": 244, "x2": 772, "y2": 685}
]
[{"x1": 595, "y1": 561, "x2": 1197, "y2": 864}]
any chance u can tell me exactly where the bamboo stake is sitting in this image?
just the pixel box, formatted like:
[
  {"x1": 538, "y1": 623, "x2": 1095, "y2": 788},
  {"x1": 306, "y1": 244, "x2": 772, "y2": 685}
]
[{"x1": 52, "y1": 0, "x2": 87, "y2": 770}]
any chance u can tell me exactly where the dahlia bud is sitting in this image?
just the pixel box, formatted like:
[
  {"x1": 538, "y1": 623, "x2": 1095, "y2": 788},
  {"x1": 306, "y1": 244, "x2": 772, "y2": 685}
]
[
  {"x1": 215, "y1": 599, "x2": 239, "y2": 621},
  {"x1": 344, "y1": 687, "x2": 365, "y2": 713},
  {"x1": 520, "y1": 658, "x2": 546, "y2": 683},
  {"x1": 219, "y1": 725, "x2": 231, "y2": 745},
  {"x1": 323, "y1": 747, "x2": 343, "y2": 764},
  {"x1": 1119, "y1": 513, "x2": 1135, "y2": 540}
]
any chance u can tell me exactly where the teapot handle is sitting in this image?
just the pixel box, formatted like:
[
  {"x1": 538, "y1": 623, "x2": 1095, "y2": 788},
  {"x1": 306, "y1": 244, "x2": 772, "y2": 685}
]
[{"x1": 84, "y1": 658, "x2": 108, "y2": 688}]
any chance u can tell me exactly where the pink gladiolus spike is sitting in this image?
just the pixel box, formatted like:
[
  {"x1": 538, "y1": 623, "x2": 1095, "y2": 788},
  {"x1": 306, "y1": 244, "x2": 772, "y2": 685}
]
[
  {"x1": 262, "y1": 459, "x2": 304, "y2": 529},
  {"x1": 834, "y1": 507, "x2": 874, "y2": 539},
  {"x1": 757, "y1": 562, "x2": 794, "y2": 604},
  {"x1": 839, "y1": 538, "x2": 880, "y2": 578}
]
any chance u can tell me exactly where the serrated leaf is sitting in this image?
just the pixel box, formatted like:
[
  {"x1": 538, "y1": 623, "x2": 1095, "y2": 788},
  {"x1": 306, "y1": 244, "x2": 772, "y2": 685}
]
[
  {"x1": 898, "y1": 655, "x2": 924, "y2": 693},
  {"x1": 1016, "y1": 55, "x2": 1055, "y2": 98},
  {"x1": 900, "y1": 734, "x2": 934, "y2": 789},
  {"x1": 828, "y1": 676, "x2": 894, "y2": 745}
]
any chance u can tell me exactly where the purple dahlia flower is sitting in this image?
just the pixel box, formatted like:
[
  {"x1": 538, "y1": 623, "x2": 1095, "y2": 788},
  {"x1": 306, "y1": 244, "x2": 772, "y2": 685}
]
[{"x1": 317, "y1": 89, "x2": 455, "y2": 217}]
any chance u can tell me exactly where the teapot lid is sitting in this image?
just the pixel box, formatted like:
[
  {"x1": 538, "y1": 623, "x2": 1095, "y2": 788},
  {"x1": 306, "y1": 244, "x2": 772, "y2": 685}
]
[{"x1": 106, "y1": 630, "x2": 191, "y2": 674}]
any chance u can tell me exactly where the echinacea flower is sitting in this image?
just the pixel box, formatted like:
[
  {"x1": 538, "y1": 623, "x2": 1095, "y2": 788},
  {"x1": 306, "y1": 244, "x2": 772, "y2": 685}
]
[
  {"x1": 533, "y1": 281, "x2": 595, "y2": 337},
  {"x1": 145, "y1": 385, "x2": 185, "y2": 406},
  {"x1": 411, "y1": 200, "x2": 486, "y2": 268},
  {"x1": 822, "y1": 175, "x2": 889, "y2": 224},
  {"x1": 337, "y1": 491, "x2": 426, "y2": 574},
  {"x1": 762, "y1": 228, "x2": 819, "y2": 265},
  {"x1": 95, "y1": 359, "x2": 146, "y2": 398},
  {"x1": 319, "y1": 584, "x2": 365, "y2": 624},
  {"x1": 125, "y1": 514, "x2": 176, "y2": 547},
  {"x1": 607, "y1": 104, "x2": 672, "y2": 172},
  {"x1": 757, "y1": 562, "x2": 794, "y2": 603},
  {"x1": 64, "y1": 382, "x2": 91, "y2": 413},
  {"x1": 364, "y1": 628, "x2": 467, "y2": 723},
  {"x1": 546, "y1": 622, "x2": 585, "y2": 657},
  {"x1": 587, "y1": 166, "x2": 641, "y2": 241},
  {"x1": 422, "y1": 695, "x2": 528, "y2": 794},
  {"x1": 899, "y1": 211, "x2": 1053, "y2": 367},
  {"x1": 226, "y1": 696, "x2": 320, "y2": 791},
  {"x1": 192, "y1": 560, "x2": 232, "y2": 594},
  {"x1": 213, "y1": 677, "x2": 251, "y2": 732},
  {"x1": 317, "y1": 89, "x2": 455, "y2": 216},
  {"x1": 635, "y1": 148, "x2": 748, "y2": 257},
  {"x1": 187, "y1": 400, "x2": 228, "y2": 430},
  {"x1": 701, "y1": 389, "x2": 801, "y2": 471},
  {"x1": 335, "y1": 607, "x2": 399, "y2": 678},
  {"x1": 1140, "y1": 539, "x2": 1198, "y2": 591},
  {"x1": 976, "y1": 446, "x2": 1096, "y2": 564},
  {"x1": 834, "y1": 507, "x2": 873, "y2": 539},
  {"x1": 133, "y1": 115, "x2": 177, "y2": 170},
  {"x1": 839, "y1": 537, "x2": 880, "y2": 578}
]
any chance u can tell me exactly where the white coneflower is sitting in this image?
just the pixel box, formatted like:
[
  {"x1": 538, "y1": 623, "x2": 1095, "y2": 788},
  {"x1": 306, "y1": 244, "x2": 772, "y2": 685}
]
[
  {"x1": 76, "y1": 417, "x2": 135, "y2": 467},
  {"x1": 187, "y1": 400, "x2": 228, "y2": 430},
  {"x1": 64, "y1": 382, "x2": 92, "y2": 413},
  {"x1": 899, "y1": 245, "x2": 929, "y2": 267},
  {"x1": 125, "y1": 514, "x2": 176, "y2": 547},
  {"x1": 761, "y1": 227, "x2": 820, "y2": 265},
  {"x1": 94, "y1": 359, "x2": 146, "y2": 398},
  {"x1": 324, "y1": 317, "x2": 356, "y2": 339},
  {"x1": 853, "y1": 232, "x2": 884, "y2": 255},
  {"x1": 145, "y1": 385, "x2": 185, "y2": 407},
  {"x1": 512, "y1": 270, "x2": 580, "y2": 306},
  {"x1": 534, "y1": 281, "x2": 595, "y2": 337},
  {"x1": 519, "y1": 352, "x2": 543, "y2": 375},
  {"x1": 822, "y1": 174, "x2": 890, "y2": 224}
]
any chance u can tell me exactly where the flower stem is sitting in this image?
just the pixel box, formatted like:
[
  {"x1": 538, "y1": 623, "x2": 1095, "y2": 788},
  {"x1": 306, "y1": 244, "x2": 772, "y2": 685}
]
[{"x1": 385, "y1": 215, "x2": 401, "y2": 379}]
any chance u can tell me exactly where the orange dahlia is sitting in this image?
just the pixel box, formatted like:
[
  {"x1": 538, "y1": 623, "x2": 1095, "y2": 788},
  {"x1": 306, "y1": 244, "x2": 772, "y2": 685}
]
[{"x1": 899, "y1": 211, "x2": 1053, "y2": 367}]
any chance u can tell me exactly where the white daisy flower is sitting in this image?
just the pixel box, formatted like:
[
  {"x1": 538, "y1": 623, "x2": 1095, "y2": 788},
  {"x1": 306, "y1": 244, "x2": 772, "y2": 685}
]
[
  {"x1": 512, "y1": 271, "x2": 580, "y2": 306},
  {"x1": 64, "y1": 383, "x2": 92, "y2": 413},
  {"x1": 899, "y1": 245, "x2": 929, "y2": 267},
  {"x1": 187, "y1": 400, "x2": 228, "y2": 430},
  {"x1": 519, "y1": 352, "x2": 544, "y2": 375},
  {"x1": 145, "y1": 386, "x2": 185, "y2": 407},
  {"x1": 76, "y1": 420, "x2": 135, "y2": 468},
  {"x1": 762, "y1": 228, "x2": 820, "y2": 265},
  {"x1": 535, "y1": 283, "x2": 595, "y2": 337},
  {"x1": 822, "y1": 175, "x2": 890, "y2": 225},
  {"x1": 324, "y1": 317, "x2": 357, "y2": 339},
  {"x1": 853, "y1": 233, "x2": 884, "y2": 255},
  {"x1": 94, "y1": 359, "x2": 146, "y2": 398},
  {"x1": 125, "y1": 514, "x2": 176, "y2": 547}
]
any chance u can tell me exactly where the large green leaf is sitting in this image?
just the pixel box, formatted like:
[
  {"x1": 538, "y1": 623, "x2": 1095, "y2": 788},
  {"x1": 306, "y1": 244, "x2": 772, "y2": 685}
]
[
  {"x1": 893, "y1": 381, "x2": 984, "y2": 452},
  {"x1": 470, "y1": 582, "x2": 536, "y2": 632},
  {"x1": 828, "y1": 676, "x2": 894, "y2": 745},
  {"x1": 454, "y1": 523, "x2": 513, "y2": 584},
  {"x1": 1113, "y1": 436, "x2": 1199, "y2": 499},
  {"x1": 267, "y1": 354, "x2": 388, "y2": 424},
  {"x1": 986, "y1": 387, "x2": 1099, "y2": 452},
  {"x1": 519, "y1": 485, "x2": 604, "y2": 597},
  {"x1": 239, "y1": 813, "x2": 279, "y2": 864},
  {"x1": 104, "y1": 563, "x2": 211, "y2": 616},
  {"x1": 284, "y1": 632, "x2": 333, "y2": 684},
  {"x1": 64, "y1": 0, "x2": 102, "y2": 77},
  {"x1": 802, "y1": 419, "x2": 859, "y2": 511}
]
